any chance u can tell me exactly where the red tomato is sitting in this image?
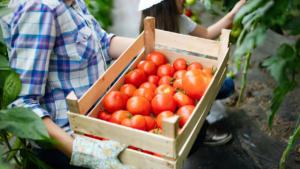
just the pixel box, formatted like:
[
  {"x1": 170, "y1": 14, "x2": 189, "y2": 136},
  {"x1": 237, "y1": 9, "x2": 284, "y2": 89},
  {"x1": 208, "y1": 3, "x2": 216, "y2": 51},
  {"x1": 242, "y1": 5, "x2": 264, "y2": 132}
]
[
  {"x1": 187, "y1": 62, "x2": 203, "y2": 70},
  {"x1": 154, "y1": 84, "x2": 175, "y2": 96},
  {"x1": 133, "y1": 88, "x2": 154, "y2": 102},
  {"x1": 109, "y1": 110, "x2": 131, "y2": 124},
  {"x1": 128, "y1": 145, "x2": 139, "y2": 150},
  {"x1": 177, "y1": 105, "x2": 195, "y2": 128},
  {"x1": 173, "y1": 79, "x2": 183, "y2": 90},
  {"x1": 173, "y1": 58, "x2": 187, "y2": 71},
  {"x1": 151, "y1": 93, "x2": 176, "y2": 116},
  {"x1": 178, "y1": 128, "x2": 182, "y2": 134},
  {"x1": 97, "y1": 109, "x2": 111, "y2": 121},
  {"x1": 102, "y1": 138, "x2": 109, "y2": 141},
  {"x1": 121, "y1": 115, "x2": 147, "y2": 131},
  {"x1": 119, "y1": 84, "x2": 137, "y2": 98},
  {"x1": 149, "y1": 128, "x2": 162, "y2": 135},
  {"x1": 147, "y1": 75, "x2": 160, "y2": 86},
  {"x1": 173, "y1": 70, "x2": 187, "y2": 80},
  {"x1": 141, "y1": 149, "x2": 153, "y2": 155},
  {"x1": 185, "y1": 9, "x2": 193, "y2": 17},
  {"x1": 156, "y1": 111, "x2": 175, "y2": 129},
  {"x1": 140, "y1": 82, "x2": 157, "y2": 93},
  {"x1": 84, "y1": 134, "x2": 102, "y2": 140},
  {"x1": 144, "y1": 116, "x2": 156, "y2": 131},
  {"x1": 126, "y1": 96, "x2": 151, "y2": 116},
  {"x1": 125, "y1": 69, "x2": 147, "y2": 88},
  {"x1": 202, "y1": 67, "x2": 216, "y2": 79},
  {"x1": 158, "y1": 76, "x2": 172, "y2": 86},
  {"x1": 173, "y1": 92, "x2": 195, "y2": 108},
  {"x1": 157, "y1": 64, "x2": 175, "y2": 78},
  {"x1": 137, "y1": 60, "x2": 157, "y2": 76},
  {"x1": 153, "y1": 153, "x2": 163, "y2": 158},
  {"x1": 103, "y1": 91, "x2": 128, "y2": 113},
  {"x1": 145, "y1": 52, "x2": 167, "y2": 68},
  {"x1": 183, "y1": 69, "x2": 207, "y2": 100}
]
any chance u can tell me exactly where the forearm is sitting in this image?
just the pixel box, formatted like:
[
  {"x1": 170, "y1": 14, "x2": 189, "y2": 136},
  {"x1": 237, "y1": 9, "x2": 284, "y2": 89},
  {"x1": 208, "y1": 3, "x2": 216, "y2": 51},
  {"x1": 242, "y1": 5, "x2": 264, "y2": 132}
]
[
  {"x1": 109, "y1": 36, "x2": 135, "y2": 59},
  {"x1": 206, "y1": 12, "x2": 234, "y2": 39},
  {"x1": 43, "y1": 117, "x2": 74, "y2": 158}
]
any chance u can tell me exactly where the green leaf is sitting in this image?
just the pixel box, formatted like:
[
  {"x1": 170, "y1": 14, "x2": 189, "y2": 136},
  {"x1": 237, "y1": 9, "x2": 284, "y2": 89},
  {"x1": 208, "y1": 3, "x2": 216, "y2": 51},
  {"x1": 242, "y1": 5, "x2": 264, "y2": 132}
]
[
  {"x1": 1, "y1": 68, "x2": 21, "y2": 109},
  {"x1": 276, "y1": 44, "x2": 295, "y2": 59},
  {"x1": 0, "y1": 145, "x2": 11, "y2": 169},
  {"x1": 266, "y1": 59, "x2": 288, "y2": 86},
  {"x1": 204, "y1": 0, "x2": 219, "y2": 15},
  {"x1": 0, "y1": 107, "x2": 60, "y2": 145},
  {"x1": 295, "y1": 39, "x2": 300, "y2": 53},
  {"x1": 0, "y1": 54, "x2": 8, "y2": 66},
  {"x1": 0, "y1": 28, "x2": 4, "y2": 44},
  {"x1": 20, "y1": 149, "x2": 53, "y2": 169},
  {"x1": 234, "y1": 0, "x2": 265, "y2": 22}
]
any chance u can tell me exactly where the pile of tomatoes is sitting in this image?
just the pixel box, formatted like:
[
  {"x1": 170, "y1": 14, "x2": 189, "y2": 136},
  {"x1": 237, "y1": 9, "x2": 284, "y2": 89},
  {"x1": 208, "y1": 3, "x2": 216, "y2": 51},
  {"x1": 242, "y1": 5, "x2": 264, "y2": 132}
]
[{"x1": 85, "y1": 51, "x2": 216, "y2": 157}]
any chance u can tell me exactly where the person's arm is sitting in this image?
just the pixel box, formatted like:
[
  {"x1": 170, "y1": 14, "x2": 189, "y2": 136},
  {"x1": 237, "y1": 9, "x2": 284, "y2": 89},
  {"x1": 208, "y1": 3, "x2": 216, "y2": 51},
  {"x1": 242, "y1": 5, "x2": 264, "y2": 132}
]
[
  {"x1": 189, "y1": 0, "x2": 246, "y2": 40},
  {"x1": 109, "y1": 36, "x2": 135, "y2": 59}
]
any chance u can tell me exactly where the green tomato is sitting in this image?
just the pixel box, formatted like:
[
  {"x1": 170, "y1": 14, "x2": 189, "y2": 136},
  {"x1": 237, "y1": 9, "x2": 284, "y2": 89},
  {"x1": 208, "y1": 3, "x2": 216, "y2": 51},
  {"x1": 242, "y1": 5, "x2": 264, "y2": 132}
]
[
  {"x1": 186, "y1": 0, "x2": 196, "y2": 5},
  {"x1": 227, "y1": 71, "x2": 234, "y2": 78},
  {"x1": 231, "y1": 27, "x2": 241, "y2": 38},
  {"x1": 190, "y1": 15, "x2": 198, "y2": 22}
]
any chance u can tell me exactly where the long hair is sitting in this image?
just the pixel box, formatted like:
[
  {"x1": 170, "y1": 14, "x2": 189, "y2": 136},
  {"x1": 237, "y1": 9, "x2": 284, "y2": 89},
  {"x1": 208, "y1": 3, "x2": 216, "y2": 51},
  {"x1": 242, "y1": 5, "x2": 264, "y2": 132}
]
[{"x1": 139, "y1": 0, "x2": 180, "y2": 34}]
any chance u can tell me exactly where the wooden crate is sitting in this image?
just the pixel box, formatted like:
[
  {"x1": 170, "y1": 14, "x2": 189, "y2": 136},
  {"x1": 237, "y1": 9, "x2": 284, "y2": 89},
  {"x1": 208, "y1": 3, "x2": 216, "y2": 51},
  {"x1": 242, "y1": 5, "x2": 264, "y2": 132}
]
[{"x1": 66, "y1": 17, "x2": 231, "y2": 169}]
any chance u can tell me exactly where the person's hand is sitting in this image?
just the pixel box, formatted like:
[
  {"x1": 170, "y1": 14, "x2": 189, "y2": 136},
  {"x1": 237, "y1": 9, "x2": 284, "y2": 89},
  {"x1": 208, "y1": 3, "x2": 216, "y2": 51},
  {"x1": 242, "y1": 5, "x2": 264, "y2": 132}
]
[
  {"x1": 70, "y1": 134, "x2": 133, "y2": 169},
  {"x1": 230, "y1": 0, "x2": 248, "y2": 16}
]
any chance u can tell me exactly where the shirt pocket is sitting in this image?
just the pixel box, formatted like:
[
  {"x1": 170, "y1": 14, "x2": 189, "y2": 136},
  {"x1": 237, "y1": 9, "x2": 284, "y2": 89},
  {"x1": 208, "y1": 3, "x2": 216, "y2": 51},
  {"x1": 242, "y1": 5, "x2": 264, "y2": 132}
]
[{"x1": 75, "y1": 26, "x2": 98, "y2": 60}]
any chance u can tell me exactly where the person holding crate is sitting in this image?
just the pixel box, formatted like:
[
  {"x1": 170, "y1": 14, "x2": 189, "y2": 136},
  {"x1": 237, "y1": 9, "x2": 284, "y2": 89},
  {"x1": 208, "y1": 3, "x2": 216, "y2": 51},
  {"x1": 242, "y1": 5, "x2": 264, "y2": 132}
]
[{"x1": 138, "y1": 0, "x2": 246, "y2": 147}]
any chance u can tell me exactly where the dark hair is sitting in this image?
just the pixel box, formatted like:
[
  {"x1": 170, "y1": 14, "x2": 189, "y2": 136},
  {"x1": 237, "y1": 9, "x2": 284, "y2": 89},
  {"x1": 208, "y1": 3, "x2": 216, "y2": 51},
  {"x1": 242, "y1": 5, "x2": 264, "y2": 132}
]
[{"x1": 139, "y1": 0, "x2": 180, "y2": 34}]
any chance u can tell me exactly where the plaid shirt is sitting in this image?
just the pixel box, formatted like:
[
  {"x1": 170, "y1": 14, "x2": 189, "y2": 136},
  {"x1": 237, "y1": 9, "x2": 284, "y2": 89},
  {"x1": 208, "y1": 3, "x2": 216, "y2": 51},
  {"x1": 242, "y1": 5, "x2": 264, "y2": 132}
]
[{"x1": 0, "y1": 0, "x2": 114, "y2": 140}]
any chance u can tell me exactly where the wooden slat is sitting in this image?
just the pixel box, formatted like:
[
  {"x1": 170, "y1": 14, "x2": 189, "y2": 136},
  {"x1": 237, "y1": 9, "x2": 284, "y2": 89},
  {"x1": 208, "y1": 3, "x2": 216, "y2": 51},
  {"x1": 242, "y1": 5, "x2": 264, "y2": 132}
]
[
  {"x1": 175, "y1": 67, "x2": 228, "y2": 169},
  {"x1": 218, "y1": 29, "x2": 231, "y2": 66},
  {"x1": 87, "y1": 50, "x2": 146, "y2": 118},
  {"x1": 77, "y1": 32, "x2": 145, "y2": 115},
  {"x1": 175, "y1": 48, "x2": 229, "y2": 155},
  {"x1": 144, "y1": 17, "x2": 155, "y2": 56},
  {"x1": 66, "y1": 91, "x2": 80, "y2": 114},
  {"x1": 155, "y1": 29, "x2": 220, "y2": 57},
  {"x1": 120, "y1": 148, "x2": 175, "y2": 169},
  {"x1": 162, "y1": 116, "x2": 180, "y2": 160},
  {"x1": 68, "y1": 112, "x2": 175, "y2": 158},
  {"x1": 154, "y1": 48, "x2": 218, "y2": 68}
]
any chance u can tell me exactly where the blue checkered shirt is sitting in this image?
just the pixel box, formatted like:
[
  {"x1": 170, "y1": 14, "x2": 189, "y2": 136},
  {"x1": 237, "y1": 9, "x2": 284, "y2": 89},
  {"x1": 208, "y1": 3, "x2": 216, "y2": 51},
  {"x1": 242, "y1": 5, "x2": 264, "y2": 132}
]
[{"x1": 0, "y1": 0, "x2": 114, "y2": 142}]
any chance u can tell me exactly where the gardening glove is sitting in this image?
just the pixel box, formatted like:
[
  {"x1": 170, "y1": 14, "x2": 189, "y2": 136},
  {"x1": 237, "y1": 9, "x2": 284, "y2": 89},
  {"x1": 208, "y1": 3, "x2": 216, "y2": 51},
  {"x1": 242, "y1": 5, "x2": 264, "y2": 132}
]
[{"x1": 70, "y1": 134, "x2": 133, "y2": 169}]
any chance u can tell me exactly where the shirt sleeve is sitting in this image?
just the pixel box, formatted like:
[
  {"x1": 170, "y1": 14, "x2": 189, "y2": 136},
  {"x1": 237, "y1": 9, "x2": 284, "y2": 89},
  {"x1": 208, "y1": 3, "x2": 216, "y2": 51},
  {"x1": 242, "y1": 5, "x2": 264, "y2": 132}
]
[
  {"x1": 181, "y1": 14, "x2": 197, "y2": 33},
  {"x1": 4, "y1": 2, "x2": 57, "y2": 118}
]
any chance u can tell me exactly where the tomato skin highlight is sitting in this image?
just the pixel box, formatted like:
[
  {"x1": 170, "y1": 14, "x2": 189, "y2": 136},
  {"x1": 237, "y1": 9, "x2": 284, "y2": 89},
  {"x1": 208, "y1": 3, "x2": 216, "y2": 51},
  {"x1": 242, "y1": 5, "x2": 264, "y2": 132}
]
[
  {"x1": 183, "y1": 69, "x2": 207, "y2": 100},
  {"x1": 97, "y1": 110, "x2": 111, "y2": 121},
  {"x1": 173, "y1": 70, "x2": 187, "y2": 80},
  {"x1": 103, "y1": 91, "x2": 128, "y2": 113},
  {"x1": 121, "y1": 115, "x2": 147, "y2": 131},
  {"x1": 173, "y1": 92, "x2": 195, "y2": 109},
  {"x1": 154, "y1": 84, "x2": 175, "y2": 96},
  {"x1": 187, "y1": 62, "x2": 203, "y2": 70},
  {"x1": 140, "y1": 82, "x2": 157, "y2": 93},
  {"x1": 146, "y1": 52, "x2": 167, "y2": 68},
  {"x1": 151, "y1": 93, "x2": 176, "y2": 116},
  {"x1": 133, "y1": 88, "x2": 155, "y2": 102},
  {"x1": 126, "y1": 96, "x2": 151, "y2": 116},
  {"x1": 137, "y1": 60, "x2": 157, "y2": 76},
  {"x1": 125, "y1": 69, "x2": 147, "y2": 88},
  {"x1": 157, "y1": 64, "x2": 175, "y2": 78},
  {"x1": 173, "y1": 58, "x2": 187, "y2": 71},
  {"x1": 109, "y1": 110, "x2": 131, "y2": 125},
  {"x1": 119, "y1": 84, "x2": 137, "y2": 98},
  {"x1": 147, "y1": 75, "x2": 160, "y2": 86},
  {"x1": 144, "y1": 116, "x2": 156, "y2": 131},
  {"x1": 158, "y1": 76, "x2": 172, "y2": 86},
  {"x1": 177, "y1": 105, "x2": 195, "y2": 128},
  {"x1": 156, "y1": 111, "x2": 175, "y2": 129}
]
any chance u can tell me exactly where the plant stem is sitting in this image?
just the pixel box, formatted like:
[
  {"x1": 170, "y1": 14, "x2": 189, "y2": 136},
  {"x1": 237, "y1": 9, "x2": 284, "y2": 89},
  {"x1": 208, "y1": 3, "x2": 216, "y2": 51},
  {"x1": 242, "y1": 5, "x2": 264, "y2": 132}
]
[
  {"x1": 280, "y1": 125, "x2": 300, "y2": 169},
  {"x1": 0, "y1": 130, "x2": 22, "y2": 167},
  {"x1": 236, "y1": 51, "x2": 251, "y2": 106}
]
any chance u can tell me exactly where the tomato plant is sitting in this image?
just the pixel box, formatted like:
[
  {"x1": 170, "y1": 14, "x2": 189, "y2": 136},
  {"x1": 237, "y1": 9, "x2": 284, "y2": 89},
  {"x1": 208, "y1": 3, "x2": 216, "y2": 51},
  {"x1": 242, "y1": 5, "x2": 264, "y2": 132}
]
[
  {"x1": 145, "y1": 52, "x2": 167, "y2": 68},
  {"x1": 156, "y1": 64, "x2": 175, "y2": 78},
  {"x1": 151, "y1": 93, "x2": 176, "y2": 116},
  {"x1": 187, "y1": 62, "x2": 203, "y2": 70},
  {"x1": 133, "y1": 88, "x2": 154, "y2": 102},
  {"x1": 177, "y1": 105, "x2": 195, "y2": 128},
  {"x1": 173, "y1": 58, "x2": 187, "y2": 71},
  {"x1": 156, "y1": 111, "x2": 175, "y2": 129},
  {"x1": 139, "y1": 82, "x2": 157, "y2": 92},
  {"x1": 182, "y1": 69, "x2": 207, "y2": 100},
  {"x1": 147, "y1": 75, "x2": 160, "y2": 86},
  {"x1": 126, "y1": 96, "x2": 151, "y2": 116},
  {"x1": 137, "y1": 60, "x2": 157, "y2": 76},
  {"x1": 121, "y1": 115, "x2": 147, "y2": 131},
  {"x1": 154, "y1": 84, "x2": 175, "y2": 96},
  {"x1": 109, "y1": 110, "x2": 131, "y2": 125},
  {"x1": 119, "y1": 84, "x2": 137, "y2": 98},
  {"x1": 125, "y1": 69, "x2": 147, "y2": 88},
  {"x1": 103, "y1": 91, "x2": 128, "y2": 113}
]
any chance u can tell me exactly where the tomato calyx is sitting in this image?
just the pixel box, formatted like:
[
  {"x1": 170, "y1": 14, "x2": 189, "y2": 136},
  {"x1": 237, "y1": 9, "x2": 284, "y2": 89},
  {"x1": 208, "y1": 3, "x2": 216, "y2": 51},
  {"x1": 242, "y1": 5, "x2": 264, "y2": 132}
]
[
  {"x1": 174, "y1": 87, "x2": 187, "y2": 95},
  {"x1": 99, "y1": 108, "x2": 109, "y2": 113},
  {"x1": 186, "y1": 63, "x2": 190, "y2": 67},
  {"x1": 126, "y1": 68, "x2": 133, "y2": 75},
  {"x1": 170, "y1": 76, "x2": 177, "y2": 85},
  {"x1": 126, "y1": 111, "x2": 133, "y2": 119},
  {"x1": 210, "y1": 66, "x2": 217, "y2": 75},
  {"x1": 174, "y1": 114, "x2": 182, "y2": 121},
  {"x1": 137, "y1": 149, "x2": 142, "y2": 152}
]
